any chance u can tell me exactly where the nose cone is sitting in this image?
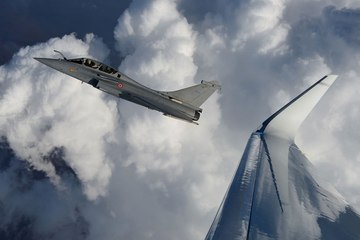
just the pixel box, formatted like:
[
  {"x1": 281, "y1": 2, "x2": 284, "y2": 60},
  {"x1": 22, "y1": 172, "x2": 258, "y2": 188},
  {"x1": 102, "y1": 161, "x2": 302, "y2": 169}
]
[{"x1": 34, "y1": 58, "x2": 66, "y2": 71}]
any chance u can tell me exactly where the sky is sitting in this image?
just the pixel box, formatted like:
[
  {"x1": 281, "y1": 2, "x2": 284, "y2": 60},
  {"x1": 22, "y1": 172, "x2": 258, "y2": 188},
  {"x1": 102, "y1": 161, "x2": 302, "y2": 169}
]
[{"x1": 1, "y1": 0, "x2": 360, "y2": 239}]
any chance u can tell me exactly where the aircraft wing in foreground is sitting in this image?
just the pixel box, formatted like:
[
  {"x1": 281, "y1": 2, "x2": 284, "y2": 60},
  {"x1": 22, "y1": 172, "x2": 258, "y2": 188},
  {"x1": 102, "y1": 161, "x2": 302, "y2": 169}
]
[
  {"x1": 205, "y1": 75, "x2": 360, "y2": 239},
  {"x1": 35, "y1": 51, "x2": 220, "y2": 124}
]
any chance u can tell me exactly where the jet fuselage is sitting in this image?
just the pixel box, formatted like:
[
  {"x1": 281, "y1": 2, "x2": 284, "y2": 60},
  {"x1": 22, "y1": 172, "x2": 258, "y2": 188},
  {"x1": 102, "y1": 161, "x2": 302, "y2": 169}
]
[{"x1": 35, "y1": 57, "x2": 205, "y2": 123}]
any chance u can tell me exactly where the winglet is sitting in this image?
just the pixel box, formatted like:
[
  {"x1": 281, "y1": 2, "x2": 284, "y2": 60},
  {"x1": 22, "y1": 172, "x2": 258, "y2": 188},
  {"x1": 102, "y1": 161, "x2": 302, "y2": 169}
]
[{"x1": 258, "y1": 75, "x2": 338, "y2": 141}]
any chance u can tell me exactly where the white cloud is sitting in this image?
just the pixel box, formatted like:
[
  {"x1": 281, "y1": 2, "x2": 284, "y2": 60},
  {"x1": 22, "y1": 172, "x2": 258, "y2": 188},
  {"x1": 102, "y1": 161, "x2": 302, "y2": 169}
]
[
  {"x1": 0, "y1": 1, "x2": 228, "y2": 239},
  {"x1": 1, "y1": 0, "x2": 360, "y2": 239},
  {"x1": 115, "y1": 0, "x2": 197, "y2": 90},
  {"x1": 0, "y1": 33, "x2": 115, "y2": 199}
]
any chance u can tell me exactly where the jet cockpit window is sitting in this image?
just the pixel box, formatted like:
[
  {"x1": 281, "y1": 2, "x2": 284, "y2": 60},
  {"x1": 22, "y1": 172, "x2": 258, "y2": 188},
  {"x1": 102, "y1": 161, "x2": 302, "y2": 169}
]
[
  {"x1": 84, "y1": 58, "x2": 99, "y2": 68},
  {"x1": 99, "y1": 64, "x2": 117, "y2": 74}
]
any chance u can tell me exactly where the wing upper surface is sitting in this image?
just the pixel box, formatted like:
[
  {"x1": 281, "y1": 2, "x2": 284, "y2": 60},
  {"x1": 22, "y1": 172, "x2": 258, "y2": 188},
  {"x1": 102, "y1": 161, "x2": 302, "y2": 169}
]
[{"x1": 205, "y1": 74, "x2": 360, "y2": 240}]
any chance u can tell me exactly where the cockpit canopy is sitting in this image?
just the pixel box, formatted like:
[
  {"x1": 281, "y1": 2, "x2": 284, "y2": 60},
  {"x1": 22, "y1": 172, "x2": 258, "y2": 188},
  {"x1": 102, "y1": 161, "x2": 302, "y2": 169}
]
[{"x1": 69, "y1": 58, "x2": 118, "y2": 75}]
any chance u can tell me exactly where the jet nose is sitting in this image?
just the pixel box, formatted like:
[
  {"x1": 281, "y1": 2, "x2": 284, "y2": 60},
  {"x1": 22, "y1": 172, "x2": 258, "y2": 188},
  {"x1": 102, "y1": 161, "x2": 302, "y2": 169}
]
[
  {"x1": 34, "y1": 57, "x2": 58, "y2": 66},
  {"x1": 34, "y1": 58, "x2": 66, "y2": 71}
]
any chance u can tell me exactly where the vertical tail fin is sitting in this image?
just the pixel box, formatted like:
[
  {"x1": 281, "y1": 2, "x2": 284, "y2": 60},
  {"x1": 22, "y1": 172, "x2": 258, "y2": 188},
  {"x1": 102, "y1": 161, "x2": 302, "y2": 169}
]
[{"x1": 162, "y1": 81, "x2": 221, "y2": 108}]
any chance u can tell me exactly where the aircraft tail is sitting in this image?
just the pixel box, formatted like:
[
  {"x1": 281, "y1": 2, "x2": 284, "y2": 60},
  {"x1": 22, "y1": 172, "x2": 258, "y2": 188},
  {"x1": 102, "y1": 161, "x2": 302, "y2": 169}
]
[{"x1": 162, "y1": 80, "x2": 221, "y2": 108}]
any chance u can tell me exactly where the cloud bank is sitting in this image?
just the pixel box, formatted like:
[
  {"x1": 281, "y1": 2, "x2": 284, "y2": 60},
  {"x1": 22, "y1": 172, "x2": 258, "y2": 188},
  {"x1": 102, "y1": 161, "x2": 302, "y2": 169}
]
[{"x1": 1, "y1": 0, "x2": 360, "y2": 239}]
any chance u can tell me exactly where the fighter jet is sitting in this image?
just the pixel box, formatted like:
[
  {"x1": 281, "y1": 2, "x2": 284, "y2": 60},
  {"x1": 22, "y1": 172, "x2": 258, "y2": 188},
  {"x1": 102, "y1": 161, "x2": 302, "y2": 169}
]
[
  {"x1": 205, "y1": 75, "x2": 360, "y2": 239},
  {"x1": 34, "y1": 50, "x2": 220, "y2": 124}
]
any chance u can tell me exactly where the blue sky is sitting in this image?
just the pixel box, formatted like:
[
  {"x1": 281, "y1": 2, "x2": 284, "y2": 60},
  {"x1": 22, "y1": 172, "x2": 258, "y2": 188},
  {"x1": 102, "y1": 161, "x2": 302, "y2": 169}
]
[{"x1": 1, "y1": 0, "x2": 360, "y2": 239}]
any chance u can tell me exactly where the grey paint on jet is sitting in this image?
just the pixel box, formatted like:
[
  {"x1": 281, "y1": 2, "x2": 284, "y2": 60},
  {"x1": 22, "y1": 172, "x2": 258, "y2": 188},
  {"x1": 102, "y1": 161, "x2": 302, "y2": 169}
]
[{"x1": 35, "y1": 51, "x2": 220, "y2": 124}]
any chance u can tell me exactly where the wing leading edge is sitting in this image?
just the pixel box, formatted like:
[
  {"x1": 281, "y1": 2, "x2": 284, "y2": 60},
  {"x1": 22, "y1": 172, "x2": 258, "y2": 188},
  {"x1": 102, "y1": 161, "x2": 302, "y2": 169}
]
[{"x1": 205, "y1": 75, "x2": 360, "y2": 240}]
